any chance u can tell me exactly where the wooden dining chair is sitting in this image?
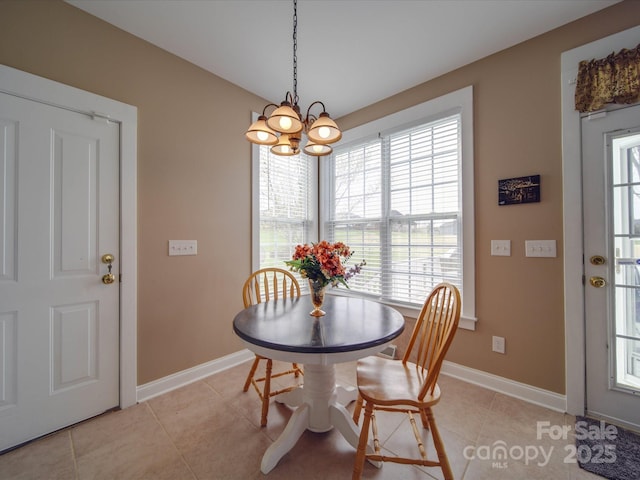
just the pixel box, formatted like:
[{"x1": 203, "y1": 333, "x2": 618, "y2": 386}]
[
  {"x1": 242, "y1": 267, "x2": 303, "y2": 427},
  {"x1": 351, "y1": 282, "x2": 461, "y2": 480}
]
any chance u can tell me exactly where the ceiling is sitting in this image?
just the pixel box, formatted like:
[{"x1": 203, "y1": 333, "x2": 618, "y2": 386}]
[{"x1": 66, "y1": 0, "x2": 619, "y2": 118}]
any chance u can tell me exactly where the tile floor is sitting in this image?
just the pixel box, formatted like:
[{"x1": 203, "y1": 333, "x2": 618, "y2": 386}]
[{"x1": 0, "y1": 360, "x2": 602, "y2": 480}]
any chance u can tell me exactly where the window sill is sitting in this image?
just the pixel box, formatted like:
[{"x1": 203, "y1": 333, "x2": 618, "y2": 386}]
[
  {"x1": 383, "y1": 303, "x2": 477, "y2": 331},
  {"x1": 328, "y1": 290, "x2": 477, "y2": 331}
]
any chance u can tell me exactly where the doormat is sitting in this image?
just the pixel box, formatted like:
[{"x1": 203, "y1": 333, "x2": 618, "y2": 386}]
[{"x1": 575, "y1": 416, "x2": 640, "y2": 480}]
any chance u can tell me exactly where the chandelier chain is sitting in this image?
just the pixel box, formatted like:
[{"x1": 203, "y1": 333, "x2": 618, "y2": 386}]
[
  {"x1": 293, "y1": 0, "x2": 298, "y2": 102},
  {"x1": 244, "y1": 0, "x2": 341, "y2": 156}
]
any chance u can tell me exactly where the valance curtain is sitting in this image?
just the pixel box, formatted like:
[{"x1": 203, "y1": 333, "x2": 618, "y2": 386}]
[{"x1": 575, "y1": 43, "x2": 640, "y2": 113}]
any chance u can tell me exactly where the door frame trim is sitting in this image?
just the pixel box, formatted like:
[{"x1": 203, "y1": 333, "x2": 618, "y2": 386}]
[
  {"x1": 561, "y1": 26, "x2": 640, "y2": 416},
  {"x1": 0, "y1": 64, "x2": 138, "y2": 408}
]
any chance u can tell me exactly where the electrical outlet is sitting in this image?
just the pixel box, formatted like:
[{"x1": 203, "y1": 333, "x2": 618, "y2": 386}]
[{"x1": 492, "y1": 336, "x2": 506, "y2": 354}]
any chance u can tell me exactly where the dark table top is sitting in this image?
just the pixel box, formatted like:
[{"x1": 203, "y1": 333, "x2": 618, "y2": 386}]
[{"x1": 233, "y1": 295, "x2": 405, "y2": 354}]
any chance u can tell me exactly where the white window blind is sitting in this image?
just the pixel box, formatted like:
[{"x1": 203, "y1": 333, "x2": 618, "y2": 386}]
[
  {"x1": 256, "y1": 147, "x2": 315, "y2": 269},
  {"x1": 327, "y1": 139, "x2": 384, "y2": 295},
  {"x1": 326, "y1": 114, "x2": 462, "y2": 307}
]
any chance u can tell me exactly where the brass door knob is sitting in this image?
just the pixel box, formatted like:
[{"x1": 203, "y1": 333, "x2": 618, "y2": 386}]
[
  {"x1": 102, "y1": 273, "x2": 115, "y2": 284},
  {"x1": 101, "y1": 253, "x2": 115, "y2": 285},
  {"x1": 589, "y1": 276, "x2": 606, "y2": 288}
]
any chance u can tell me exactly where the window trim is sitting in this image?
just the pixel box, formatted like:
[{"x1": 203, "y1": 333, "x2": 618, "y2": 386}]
[
  {"x1": 250, "y1": 135, "x2": 261, "y2": 271},
  {"x1": 320, "y1": 86, "x2": 476, "y2": 330}
]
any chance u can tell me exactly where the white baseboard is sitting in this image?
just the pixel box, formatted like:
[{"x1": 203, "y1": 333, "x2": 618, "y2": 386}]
[
  {"x1": 136, "y1": 350, "x2": 567, "y2": 413},
  {"x1": 441, "y1": 360, "x2": 567, "y2": 413},
  {"x1": 136, "y1": 349, "x2": 254, "y2": 403}
]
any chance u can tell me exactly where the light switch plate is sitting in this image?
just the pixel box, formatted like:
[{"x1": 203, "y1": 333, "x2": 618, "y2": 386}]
[
  {"x1": 525, "y1": 240, "x2": 556, "y2": 258},
  {"x1": 491, "y1": 240, "x2": 511, "y2": 256},
  {"x1": 168, "y1": 240, "x2": 197, "y2": 256}
]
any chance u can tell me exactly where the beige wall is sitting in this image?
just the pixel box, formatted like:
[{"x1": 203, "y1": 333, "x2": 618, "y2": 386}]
[{"x1": 1, "y1": 0, "x2": 638, "y2": 392}]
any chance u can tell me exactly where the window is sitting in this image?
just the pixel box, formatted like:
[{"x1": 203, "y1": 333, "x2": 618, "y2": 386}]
[
  {"x1": 251, "y1": 142, "x2": 316, "y2": 270},
  {"x1": 325, "y1": 115, "x2": 461, "y2": 299},
  {"x1": 321, "y1": 86, "x2": 475, "y2": 327}
]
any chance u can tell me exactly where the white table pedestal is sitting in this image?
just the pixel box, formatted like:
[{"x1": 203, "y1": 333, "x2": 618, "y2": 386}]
[
  {"x1": 233, "y1": 296, "x2": 404, "y2": 475},
  {"x1": 260, "y1": 363, "x2": 368, "y2": 474}
]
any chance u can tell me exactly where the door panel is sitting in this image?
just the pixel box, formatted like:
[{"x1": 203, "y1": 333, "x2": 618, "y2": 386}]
[
  {"x1": 0, "y1": 311, "x2": 17, "y2": 410},
  {"x1": 54, "y1": 129, "x2": 98, "y2": 275},
  {"x1": 0, "y1": 118, "x2": 16, "y2": 283},
  {"x1": 0, "y1": 92, "x2": 120, "y2": 451},
  {"x1": 52, "y1": 302, "x2": 98, "y2": 392},
  {"x1": 583, "y1": 104, "x2": 640, "y2": 430}
]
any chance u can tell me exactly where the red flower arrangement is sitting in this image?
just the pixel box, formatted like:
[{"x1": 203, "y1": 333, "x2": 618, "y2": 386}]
[{"x1": 285, "y1": 241, "x2": 365, "y2": 288}]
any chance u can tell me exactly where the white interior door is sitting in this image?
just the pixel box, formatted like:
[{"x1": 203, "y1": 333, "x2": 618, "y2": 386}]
[
  {"x1": 0, "y1": 91, "x2": 120, "y2": 451},
  {"x1": 583, "y1": 104, "x2": 640, "y2": 431}
]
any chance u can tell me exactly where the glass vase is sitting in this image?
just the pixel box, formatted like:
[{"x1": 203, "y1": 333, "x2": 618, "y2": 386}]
[{"x1": 309, "y1": 279, "x2": 327, "y2": 317}]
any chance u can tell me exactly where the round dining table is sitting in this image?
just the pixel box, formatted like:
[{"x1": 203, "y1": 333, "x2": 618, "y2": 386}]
[{"x1": 233, "y1": 294, "x2": 405, "y2": 474}]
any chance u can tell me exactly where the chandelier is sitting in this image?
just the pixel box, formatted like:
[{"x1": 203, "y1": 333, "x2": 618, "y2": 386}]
[{"x1": 245, "y1": 0, "x2": 341, "y2": 157}]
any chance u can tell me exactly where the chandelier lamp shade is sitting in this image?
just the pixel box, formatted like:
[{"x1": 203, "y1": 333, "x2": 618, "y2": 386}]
[{"x1": 244, "y1": 0, "x2": 342, "y2": 157}]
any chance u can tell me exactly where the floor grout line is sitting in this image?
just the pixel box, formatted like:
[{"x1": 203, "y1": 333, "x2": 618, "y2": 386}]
[
  {"x1": 143, "y1": 398, "x2": 200, "y2": 480},
  {"x1": 67, "y1": 429, "x2": 80, "y2": 480}
]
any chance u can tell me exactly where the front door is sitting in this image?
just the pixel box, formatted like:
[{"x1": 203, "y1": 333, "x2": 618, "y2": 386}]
[
  {"x1": 0, "y1": 91, "x2": 120, "y2": 451},
  {"x1": 583, "y1": 103, "x2": 640, "y2": 430}
]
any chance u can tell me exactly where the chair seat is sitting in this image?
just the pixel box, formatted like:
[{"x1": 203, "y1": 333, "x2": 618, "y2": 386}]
[{"x1": 356, "y1": 356, "x2": 441, "y2": 408}]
